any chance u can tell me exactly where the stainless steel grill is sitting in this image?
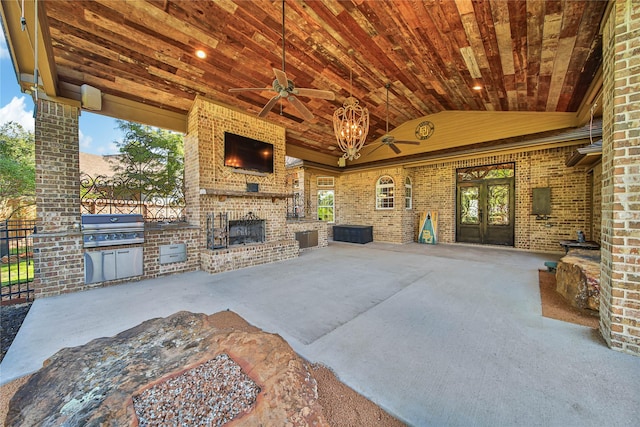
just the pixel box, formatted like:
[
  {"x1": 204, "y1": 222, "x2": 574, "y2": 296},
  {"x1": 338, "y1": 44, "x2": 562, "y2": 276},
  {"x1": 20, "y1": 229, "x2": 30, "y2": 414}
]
[{"x1": 81, "y1": 214, "x2": 145, "y2": 248}]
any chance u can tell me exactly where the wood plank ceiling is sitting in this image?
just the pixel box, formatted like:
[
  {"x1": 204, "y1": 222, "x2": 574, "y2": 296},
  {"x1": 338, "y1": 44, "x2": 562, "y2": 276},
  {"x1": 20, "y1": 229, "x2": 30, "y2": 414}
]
[{"x1": 6, "y1": 0, "x2": 607, "y2": 164}]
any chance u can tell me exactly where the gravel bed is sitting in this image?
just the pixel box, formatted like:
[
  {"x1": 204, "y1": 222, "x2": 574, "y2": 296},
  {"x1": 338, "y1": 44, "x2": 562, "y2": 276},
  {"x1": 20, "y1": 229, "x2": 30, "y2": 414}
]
[
  {"x1": 132, "y1": 353, "x2": 260, "y2": 426},
  {"x1": 0, "y1": 302, "x2": 32, "y2": 363}
]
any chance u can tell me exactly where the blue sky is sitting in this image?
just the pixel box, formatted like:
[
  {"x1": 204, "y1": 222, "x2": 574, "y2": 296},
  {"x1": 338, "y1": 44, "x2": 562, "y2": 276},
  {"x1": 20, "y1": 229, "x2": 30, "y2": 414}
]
[{"x1": 1, "y1": 31, "x2": 120, "y2": 155}]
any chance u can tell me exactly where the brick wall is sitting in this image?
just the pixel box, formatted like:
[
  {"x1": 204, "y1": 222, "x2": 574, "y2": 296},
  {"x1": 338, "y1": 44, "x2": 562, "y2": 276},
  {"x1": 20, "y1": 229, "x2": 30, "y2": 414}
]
[
  {"x1": 200, "y1": 240, "x2": 299, "y2": 274},
  {"x1": 32, "y1": 99, "x2": 85, "y2": 297},
  {"x1": 143, "y1": 226, "x2": 200, "y2": 278},
  {"x1": 412, "y1": 161, "x2": 457, "y2": 244},
  {"x1": 526, "y1": 147, "x2": 592, "y2": 251},
  {"x1": 33, "y1": 234, "x2": 84, "y2": 298},
  {"x1": 34, "y1": 100, "x2": 81, "y2": 233},
  {"x1": 591, "y1": 163, "x2": 603, "y2": 244},
  {"x1": 599, "y1": 0, "x2": 640, "y2": 356},
  {"x1": 291, "y1": 145, "x2": 595, "y2": 250},
  {"x1": 185, "y1": 97, "x2": 299, "y2": 273},
  {"x1": 330, "y1": 145, "x2": 591, "y2": 251},
  {"x1": 285, "y1": 219, "x2": 329, "y2": 249},
  {"x1": 331, "y1": 167, "x2": 413, "y2": 243}
]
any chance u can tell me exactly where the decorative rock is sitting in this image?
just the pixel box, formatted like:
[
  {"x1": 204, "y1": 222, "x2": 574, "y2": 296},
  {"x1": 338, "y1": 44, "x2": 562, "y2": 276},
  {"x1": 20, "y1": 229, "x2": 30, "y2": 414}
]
[
  {"x1": 5, "y1": 311, "x2": 328, "y2": 426},
  {"x1": 556, "y1": 249, "x2": 600, "y2": 311}
]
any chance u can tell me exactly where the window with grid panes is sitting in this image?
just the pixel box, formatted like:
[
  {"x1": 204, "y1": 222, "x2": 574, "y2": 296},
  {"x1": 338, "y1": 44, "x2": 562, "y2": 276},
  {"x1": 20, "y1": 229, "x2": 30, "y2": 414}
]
[
  {"x1": 317, "y1": 176, "x2": 334, "y2": 187},
  {"x1": 376, "y1": 176, "x2": 395, "y2": 209},
  {"x1": 317, "y1": 190, "x2": 334, "y2": 222},
  {"x1": 405, "y1": 176, "x2": 412, "y2": 209}
]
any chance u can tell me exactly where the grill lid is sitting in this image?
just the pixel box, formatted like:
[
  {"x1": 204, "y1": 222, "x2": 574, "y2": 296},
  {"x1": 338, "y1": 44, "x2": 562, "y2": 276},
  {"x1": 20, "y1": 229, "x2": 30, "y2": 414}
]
[{"x1": 81, "y1": 214, "x2": 144, "y2": 225}]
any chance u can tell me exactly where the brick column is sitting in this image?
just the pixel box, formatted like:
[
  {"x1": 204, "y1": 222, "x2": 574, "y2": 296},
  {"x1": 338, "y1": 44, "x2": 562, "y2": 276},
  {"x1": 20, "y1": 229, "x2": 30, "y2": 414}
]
[
  {"x1": 600, "y1": 0, "x2": 640, "y2": 356},
  {"x1": 32, "y1": 99, "x2": 84, "y2": 297},
  {"x1": 184, "y1": 98, "x2": 214, "y2": 250}
]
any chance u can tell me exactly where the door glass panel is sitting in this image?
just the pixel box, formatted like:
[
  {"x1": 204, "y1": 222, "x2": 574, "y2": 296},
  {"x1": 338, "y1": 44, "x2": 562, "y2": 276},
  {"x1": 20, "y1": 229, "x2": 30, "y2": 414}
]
[
  {"x1": 457, "y1": 163, "x2": 514, "y2": 181},
  {"x1": 461, "y1": 187, "x2": 479, "y2": 224},
  {"x1": 488, "y1": 184, "x2": 510, "y2": 225}
]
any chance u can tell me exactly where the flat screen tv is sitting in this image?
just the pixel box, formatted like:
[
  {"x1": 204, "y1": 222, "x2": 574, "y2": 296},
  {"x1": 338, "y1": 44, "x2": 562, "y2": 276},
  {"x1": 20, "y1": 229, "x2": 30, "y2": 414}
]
[{"x1": 223, "y1": 132, "x2": 274, "y2": 174}]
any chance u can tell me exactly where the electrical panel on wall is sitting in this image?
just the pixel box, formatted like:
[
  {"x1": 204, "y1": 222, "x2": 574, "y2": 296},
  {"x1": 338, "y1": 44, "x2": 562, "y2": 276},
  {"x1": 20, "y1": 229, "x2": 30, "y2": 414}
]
[{"x1": 532, "y1": 187, "x2": 551, "y2": 219}]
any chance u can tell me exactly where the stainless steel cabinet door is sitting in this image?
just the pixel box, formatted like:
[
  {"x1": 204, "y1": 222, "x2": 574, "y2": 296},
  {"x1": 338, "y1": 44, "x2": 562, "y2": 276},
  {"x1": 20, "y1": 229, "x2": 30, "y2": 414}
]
[{"x1": 115, "y1": 247, "x2": 143, "y2": 279}]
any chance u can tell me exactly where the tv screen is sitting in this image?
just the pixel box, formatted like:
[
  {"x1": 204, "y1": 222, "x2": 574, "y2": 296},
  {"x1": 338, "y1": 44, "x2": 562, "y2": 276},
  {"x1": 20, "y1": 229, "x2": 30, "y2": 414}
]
[{"x1": 224, "y1": 132, "x2": 274, "y2": 174}]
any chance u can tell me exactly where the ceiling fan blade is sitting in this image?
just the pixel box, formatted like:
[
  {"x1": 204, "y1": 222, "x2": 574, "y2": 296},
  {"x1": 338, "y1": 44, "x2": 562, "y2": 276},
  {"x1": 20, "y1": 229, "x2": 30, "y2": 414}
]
[
  {"x1": 394, "y1": 140, "x2": 421, "y2": 145},
  {"x1": 273, "y1": 68, "x2": 289, "y2": 88},
  {"x1": 294, "y1": 88, "x2": 336, "y2": 100},
  {"x1": 389, "y1": 143, "x2": 402, "y2": 154},
  {"x1": 258, "y1": 95, "x2": 281, "y2": 118},
  {"x1": 367, "y1": 143, "x2": 385, "y2": 156},
  {"x1": 229, "y1": 87, "x2": 270, "y2": 93},
  {"x1": 288, "y1": 95, "x2": 314, "y2": 120}
]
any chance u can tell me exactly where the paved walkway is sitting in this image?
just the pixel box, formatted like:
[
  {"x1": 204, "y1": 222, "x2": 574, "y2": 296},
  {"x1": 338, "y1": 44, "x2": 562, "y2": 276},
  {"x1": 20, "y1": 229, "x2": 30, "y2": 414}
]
[{"x1": 1, "y1": 242, "x2": 639, "y2": 426}]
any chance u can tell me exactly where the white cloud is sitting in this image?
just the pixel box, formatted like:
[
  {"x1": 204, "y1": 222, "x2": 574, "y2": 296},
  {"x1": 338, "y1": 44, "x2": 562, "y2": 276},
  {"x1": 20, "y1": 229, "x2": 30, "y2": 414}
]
[
  {"x1": 0, "y1": 31, "x2": 9, "y2": 59},
  {"x1": 96, "y1": 141, "x2": 118, "y2": 154},
  {"x1": 79, "y1": 129, "x2": 93, "y2": 149},
  {"x1": 0, "y1": 96, "x2": 34, "y2": 131}
]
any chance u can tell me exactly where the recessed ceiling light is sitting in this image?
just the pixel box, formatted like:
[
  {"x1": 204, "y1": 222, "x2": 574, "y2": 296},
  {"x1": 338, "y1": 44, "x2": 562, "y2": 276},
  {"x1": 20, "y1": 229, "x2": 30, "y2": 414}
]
[
  {"x1": 472, "y1": 84, "x2": 482, "y2": 91},
  {"x1": 195, "y1": 50, "x2": 207, "y2": 59}
]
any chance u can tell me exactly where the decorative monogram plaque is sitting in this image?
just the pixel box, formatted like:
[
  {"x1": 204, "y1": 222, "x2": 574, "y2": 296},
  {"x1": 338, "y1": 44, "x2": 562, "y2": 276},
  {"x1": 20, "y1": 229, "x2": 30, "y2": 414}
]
[{"x1": 415, "y1": 121, "x2": 435, "y2": 140}]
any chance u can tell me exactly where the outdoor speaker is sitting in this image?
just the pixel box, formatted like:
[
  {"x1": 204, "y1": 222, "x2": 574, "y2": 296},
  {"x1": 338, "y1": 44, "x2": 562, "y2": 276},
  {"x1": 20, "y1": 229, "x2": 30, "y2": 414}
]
[
  {"x1": 81, "y1": 84, "x2": 102, "y2": 111},
  {"x1": 247, "y1": 183, "x2": 259, "y2": 192}
]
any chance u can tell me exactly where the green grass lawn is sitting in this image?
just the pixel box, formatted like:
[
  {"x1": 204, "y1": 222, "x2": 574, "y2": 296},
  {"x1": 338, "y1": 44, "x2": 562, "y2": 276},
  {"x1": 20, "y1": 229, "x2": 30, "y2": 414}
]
[{"x1": 1, "y1": 260, "x2": 34, "y2": 286}]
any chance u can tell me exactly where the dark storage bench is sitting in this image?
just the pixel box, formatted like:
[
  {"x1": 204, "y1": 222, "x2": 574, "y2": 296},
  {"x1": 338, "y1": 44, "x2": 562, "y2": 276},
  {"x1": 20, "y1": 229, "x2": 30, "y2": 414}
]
[{"x1": 333, "y1": 225, "x2": 373, "y2": 244}]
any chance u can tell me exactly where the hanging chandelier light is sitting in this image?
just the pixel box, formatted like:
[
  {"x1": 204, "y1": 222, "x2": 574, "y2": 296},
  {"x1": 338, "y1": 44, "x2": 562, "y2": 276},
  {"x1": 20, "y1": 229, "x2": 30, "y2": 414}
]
[{"x1": 333, "y1": 50, "x2": 369, "y2": 161}]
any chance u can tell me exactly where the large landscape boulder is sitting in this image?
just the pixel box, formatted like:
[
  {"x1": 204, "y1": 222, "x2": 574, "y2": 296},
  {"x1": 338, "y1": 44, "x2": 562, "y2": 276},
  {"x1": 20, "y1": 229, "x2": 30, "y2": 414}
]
[
  {"x1": 555, "y1": 249, "x2": 600, "y2": 311},
  {"x1": 5, "y1": 311, "x2": 328, "y2": 426}
]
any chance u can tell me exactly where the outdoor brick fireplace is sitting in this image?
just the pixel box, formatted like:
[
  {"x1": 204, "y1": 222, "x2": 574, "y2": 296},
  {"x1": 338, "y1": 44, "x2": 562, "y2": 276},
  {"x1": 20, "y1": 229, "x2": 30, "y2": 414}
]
[{"x1": 185, "y1": 97, "x2": 299, "y2": 274}]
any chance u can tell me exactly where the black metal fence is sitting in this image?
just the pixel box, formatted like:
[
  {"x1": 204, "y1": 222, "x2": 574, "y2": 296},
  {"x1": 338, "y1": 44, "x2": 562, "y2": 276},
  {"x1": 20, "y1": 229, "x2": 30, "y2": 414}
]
[
  {"x1": 1, "y1": 219, "x2": 36, "y2": 303},
  {"x1": 80, "y1": 173, "x2": 186, "y2": 222}
]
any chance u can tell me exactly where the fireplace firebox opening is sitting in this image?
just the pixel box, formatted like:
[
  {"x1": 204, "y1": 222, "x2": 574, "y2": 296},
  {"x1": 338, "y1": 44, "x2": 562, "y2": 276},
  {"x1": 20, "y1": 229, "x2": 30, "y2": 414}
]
[{"x1": 207, "y1": 212, "x2": 265, "y2": 249}]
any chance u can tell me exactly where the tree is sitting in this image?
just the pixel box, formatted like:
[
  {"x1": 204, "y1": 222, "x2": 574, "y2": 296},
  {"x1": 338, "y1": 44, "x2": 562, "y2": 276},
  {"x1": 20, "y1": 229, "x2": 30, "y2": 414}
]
[
  {"x1": 0, "y1": 122, "x2": 35, "y2": 219},
  {"x1": 111, "y1": 120, "x2": 184, "y2": 199}
]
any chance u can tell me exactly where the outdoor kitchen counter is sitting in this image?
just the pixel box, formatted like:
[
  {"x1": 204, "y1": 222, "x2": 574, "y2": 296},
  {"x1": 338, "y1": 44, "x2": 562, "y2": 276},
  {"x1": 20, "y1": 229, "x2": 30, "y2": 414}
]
[{"x1": 145, "y1": 222, "x2": 199, "y2": 231}]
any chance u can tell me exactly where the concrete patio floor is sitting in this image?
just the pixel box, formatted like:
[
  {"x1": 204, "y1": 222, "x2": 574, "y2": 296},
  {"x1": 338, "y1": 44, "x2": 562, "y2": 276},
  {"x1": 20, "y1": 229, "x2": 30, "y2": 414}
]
[{"x1": 1, "y1": 242, "x2": 639, "y2": 426}]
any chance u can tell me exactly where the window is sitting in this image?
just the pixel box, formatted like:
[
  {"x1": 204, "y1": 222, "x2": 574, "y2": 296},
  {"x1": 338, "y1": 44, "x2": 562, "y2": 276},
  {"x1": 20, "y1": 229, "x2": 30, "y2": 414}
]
[
  {"x1": 405, "y1": 177, "x2": 412, "y2": 209},
  {"x1": 318, "y1": 190, "x2": 334, "y2": 222},
  {"x1": 317, "y1": 176, "x2": 334, "y2": 187},
  {"x1": 376, "y1": 176, "x2": 395, "y2": 209}
]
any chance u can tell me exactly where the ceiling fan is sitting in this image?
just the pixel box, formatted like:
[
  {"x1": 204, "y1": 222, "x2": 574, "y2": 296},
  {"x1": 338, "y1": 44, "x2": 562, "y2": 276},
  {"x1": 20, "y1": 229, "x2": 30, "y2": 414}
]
[
  {"x1": 368, "y1": 83, "x2": 421, "y2": 155},
  {"x1": 228, "y1": 0, "x2": 335, "y2": 120}
]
